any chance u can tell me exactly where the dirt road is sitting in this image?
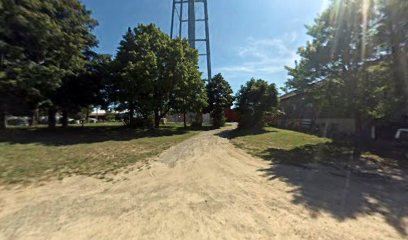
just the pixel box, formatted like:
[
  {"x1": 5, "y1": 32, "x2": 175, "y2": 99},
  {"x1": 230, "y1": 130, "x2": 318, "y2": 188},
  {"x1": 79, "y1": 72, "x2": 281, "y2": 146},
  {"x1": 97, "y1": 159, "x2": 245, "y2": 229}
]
[{"x1": 1, "y1": 127, "x2": 407, "y2": 239}]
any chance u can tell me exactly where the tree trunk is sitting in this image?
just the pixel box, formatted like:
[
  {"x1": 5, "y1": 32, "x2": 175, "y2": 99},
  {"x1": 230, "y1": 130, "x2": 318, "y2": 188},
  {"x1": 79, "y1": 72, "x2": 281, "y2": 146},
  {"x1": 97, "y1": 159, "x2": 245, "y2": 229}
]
[
  {"x1": 353, "y1": 112, "x2": 363, "y2": 161},
  {"x1": 31, "y1": 108, "x2": 39, "y2": 127},
  {"x1": 391, "y1": 45, "x2": 407, "y2": 102},
  {"x1": 61, "y1": 110, "x2": 68, "y2": 128},
  {"x1": 0, "y1": 110, "x2": 6, "y2": 130},
  {"x1": 154, "y1": 110, "x2": 160, "y2": 129},
  {"x1": 86, "y1": 107, "x2": 90, "y2": 123},
  {"x1": 48, "y1": 108, "x2": 57, "y2": 128},
  {"x1": 128, "y1": 108, "x2": 134, "y2": 128},
  {"x1": 194, "y1": 112, "x2": 203, "y2": 127},
  {"x1": 183, "y1": 112, "x2": 187, "y2": 128}
]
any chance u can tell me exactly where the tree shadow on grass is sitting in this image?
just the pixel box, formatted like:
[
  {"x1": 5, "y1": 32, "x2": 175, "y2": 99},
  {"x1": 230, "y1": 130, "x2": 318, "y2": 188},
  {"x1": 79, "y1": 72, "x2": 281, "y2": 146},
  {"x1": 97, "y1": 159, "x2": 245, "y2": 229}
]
[
  {"x1": 216, "y1": 127, "x2": 276, "y2": 139},
  {"x1": 258, "y1": 144, "x2": 408, "y2": 236},
  {"x1": 218, "y1": 127, "x2": 408, "y2": 236},
  {"x1": 0, "y1": 125, "x2": 207, "y2": 146}
]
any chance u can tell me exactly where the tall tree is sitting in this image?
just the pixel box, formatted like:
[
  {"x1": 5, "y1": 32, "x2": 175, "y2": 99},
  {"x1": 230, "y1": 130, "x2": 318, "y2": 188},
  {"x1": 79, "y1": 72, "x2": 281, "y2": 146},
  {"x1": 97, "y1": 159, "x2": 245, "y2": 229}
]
[
  {"x1": 111, "y1": 24, "x2": 206, "y2": 128},
  {"x1": 111, "y1": 28, "x2": 143, "y2": 127},
  {"x1": 284, "y1": 0, "x2": 403, "y2": 134},
  {"x1": 236, "y1": 79, "x2": 278, "y2": 129},
  {"x1": 0, "y1": 0, "x2": 98, "y2": 128},
  {"x1": 112, "y1": 25, "x2": 171, "y2": 128},
  {"x1": 172, "y1": 39, "x2": 207, "y2": 128},
  {"x1": 205, "y1": 73, "x2": 234, "y2": 128},
  {"x1": 53, "y1": 53, "x2": 111, "y2": 127},
  {"x1": 375, "y1": 0, "x2": 408, "y2": 109}
]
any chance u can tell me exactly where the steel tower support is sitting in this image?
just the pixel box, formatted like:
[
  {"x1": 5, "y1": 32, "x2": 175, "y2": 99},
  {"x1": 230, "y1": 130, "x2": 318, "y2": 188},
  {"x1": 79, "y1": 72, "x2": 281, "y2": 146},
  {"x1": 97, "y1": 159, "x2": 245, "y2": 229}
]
[{"x1": 170, "y1": 0, "x2": 212, "y2": 81}]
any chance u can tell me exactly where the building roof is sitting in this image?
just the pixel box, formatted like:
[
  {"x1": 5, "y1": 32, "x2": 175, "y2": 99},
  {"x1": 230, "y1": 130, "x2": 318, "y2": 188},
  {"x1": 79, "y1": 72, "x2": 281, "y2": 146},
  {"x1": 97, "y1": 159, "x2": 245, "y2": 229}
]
[{"x1": 279, "y1": 91, "x2": 300, "y2": 101}]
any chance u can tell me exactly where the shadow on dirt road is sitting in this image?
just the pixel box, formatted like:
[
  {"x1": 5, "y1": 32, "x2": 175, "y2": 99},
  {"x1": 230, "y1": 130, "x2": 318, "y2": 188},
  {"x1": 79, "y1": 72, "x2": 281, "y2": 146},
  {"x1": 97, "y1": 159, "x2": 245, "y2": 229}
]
[
  {"x1": 219, "y1": 127, "x2": 408, "y2": 236},
  {"x1": 259, "y1": 160, "x2": 408, "y2": 236}
]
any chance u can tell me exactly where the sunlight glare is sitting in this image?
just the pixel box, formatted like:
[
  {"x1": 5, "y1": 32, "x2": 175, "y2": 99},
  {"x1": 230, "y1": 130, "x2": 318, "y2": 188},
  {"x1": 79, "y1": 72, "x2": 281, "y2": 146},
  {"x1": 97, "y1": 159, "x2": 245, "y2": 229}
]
[{"x1": 361, "y1": 0, "x2": 370, "y2": 60}]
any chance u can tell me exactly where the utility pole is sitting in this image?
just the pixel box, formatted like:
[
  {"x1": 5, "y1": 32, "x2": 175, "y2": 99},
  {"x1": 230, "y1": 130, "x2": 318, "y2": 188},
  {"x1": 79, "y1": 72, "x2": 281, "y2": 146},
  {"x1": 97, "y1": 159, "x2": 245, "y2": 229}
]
[{"x1": 170, "y1": 0, "x2": 212, "y2": 81}]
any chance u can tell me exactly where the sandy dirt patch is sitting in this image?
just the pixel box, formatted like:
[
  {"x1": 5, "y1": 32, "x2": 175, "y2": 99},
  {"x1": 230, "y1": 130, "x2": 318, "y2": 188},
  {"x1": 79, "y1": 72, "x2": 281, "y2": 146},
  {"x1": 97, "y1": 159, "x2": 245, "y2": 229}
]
[{"x1": 0, "y1": 127, "x2": 407, "y2": 239}]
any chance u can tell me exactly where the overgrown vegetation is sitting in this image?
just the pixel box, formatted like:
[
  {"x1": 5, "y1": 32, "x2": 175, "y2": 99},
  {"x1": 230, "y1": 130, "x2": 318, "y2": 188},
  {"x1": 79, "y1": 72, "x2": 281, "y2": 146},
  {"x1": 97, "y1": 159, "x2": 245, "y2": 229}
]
[{"x1": 0, "y1": 124, "x2": 199, "y2": 185}]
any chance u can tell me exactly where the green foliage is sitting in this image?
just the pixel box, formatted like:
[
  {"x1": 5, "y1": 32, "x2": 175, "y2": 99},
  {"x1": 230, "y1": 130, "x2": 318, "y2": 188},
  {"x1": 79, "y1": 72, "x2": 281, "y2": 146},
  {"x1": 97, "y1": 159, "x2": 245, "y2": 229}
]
[
  {"x1": 171, "y1": 39, "x2": 208, "y2": 127},
  {"x1": 111, "y1": 24, "x2": 207, "y2": 128},
  {"x1": 236, "y1": 79, "x2": 278, "y2": 129},
  {"x1": 0, "y1": 0, "x2": 98, "y2": 128},
  {"x1": 206, "y1": 73, "x2": 234, "y2": 128},
  {"x1": 376, "y1": 0, "x2": 408, "y2": 104},
  {"x1": 53, "y1": 53, "x2": 112, "y2": 126},
  {"x1": 284, "y1": 0, "x2": 408, "y2": 127}
]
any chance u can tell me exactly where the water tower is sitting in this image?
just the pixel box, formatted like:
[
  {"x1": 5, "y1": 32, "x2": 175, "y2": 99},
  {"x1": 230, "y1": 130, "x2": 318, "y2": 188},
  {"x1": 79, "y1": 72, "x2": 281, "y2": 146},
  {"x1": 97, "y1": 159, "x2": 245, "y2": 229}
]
[{"x1": 170, "y1": 0, "x2": 212, "y2": 81}]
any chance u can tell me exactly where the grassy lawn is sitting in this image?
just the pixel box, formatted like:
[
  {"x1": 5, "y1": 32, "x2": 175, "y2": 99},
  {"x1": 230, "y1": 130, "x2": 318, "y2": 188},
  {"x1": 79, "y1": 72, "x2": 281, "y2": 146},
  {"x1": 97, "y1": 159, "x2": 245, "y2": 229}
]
[
  {"x1": 0, "y1": 124, "x2": 200, "y2": 185},
  {"x1": 230, "y1": 127, "x2": 360, "y2": 166},
  {"x1": 230, "y1": 127, "x2": 408, "y2": 171},
  {"x1": 231, "y1": 127, "x2": 330, "y2": 151}
]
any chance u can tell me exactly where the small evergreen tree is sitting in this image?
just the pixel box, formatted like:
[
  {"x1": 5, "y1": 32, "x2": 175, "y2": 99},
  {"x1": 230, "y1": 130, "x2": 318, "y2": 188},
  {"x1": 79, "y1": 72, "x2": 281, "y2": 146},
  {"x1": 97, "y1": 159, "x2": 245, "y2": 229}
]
[{"x1": 206, "y1": 74, "x2": 234, "y2": 128}]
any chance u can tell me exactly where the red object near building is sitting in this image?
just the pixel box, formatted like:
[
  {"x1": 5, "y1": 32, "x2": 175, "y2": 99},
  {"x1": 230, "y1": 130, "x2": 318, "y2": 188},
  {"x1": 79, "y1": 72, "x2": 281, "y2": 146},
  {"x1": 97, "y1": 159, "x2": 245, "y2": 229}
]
[{"x1": 224, "y1": 108, "x2": 239, "y2": 122}]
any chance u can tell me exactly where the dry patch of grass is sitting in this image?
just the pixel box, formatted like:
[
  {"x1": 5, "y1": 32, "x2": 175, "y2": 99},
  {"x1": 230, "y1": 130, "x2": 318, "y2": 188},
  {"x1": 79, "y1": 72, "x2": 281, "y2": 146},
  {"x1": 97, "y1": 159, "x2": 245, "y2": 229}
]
[{"x1": 0, "y1": 125, "x2": 199, "y2": 185}]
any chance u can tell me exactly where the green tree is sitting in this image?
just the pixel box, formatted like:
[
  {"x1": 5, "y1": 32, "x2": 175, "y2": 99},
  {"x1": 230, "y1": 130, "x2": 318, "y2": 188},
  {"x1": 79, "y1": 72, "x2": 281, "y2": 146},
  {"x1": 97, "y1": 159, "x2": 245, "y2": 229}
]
[
  {"x1": 53, "y1": 53, "x2": 111, "y2": 127},
  {"x1": 0, "y1": 0, "x2": 98, "y2": 128},
  {"x1": 111, "y1": 24, "x2": 206, "y2": 128},
  {"x1": 111, "y1": 27, "x2": 144, "y2": 127},
  {"x1": 375, "y1": 0, "x2": 408, "y2": 108},
  {"x1": 112, "y1": 25, "x2": 173, "y2": 128},
  {"x1": 171, "y1": 39, "x2": 207, "y2": 128},
  {"x1": 205, "y1": 73, "x2": 234, "y2": 128},
  {"x1": 236, "y1": 79, "x2": 278, "y2": 129},
  {"x1": 282, "y1": 0, "x2": 408, "y2": 160},
  {"x1": 284, "y1": 0, "x2": 403, "y2": 134}
]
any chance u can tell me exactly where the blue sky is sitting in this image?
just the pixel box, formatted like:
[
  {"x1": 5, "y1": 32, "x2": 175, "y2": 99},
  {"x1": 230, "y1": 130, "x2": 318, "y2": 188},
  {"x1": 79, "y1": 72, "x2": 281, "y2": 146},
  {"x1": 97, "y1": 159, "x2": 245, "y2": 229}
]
[{"x1": 81, "y1": 0, "x2": 329, "y2": 93}]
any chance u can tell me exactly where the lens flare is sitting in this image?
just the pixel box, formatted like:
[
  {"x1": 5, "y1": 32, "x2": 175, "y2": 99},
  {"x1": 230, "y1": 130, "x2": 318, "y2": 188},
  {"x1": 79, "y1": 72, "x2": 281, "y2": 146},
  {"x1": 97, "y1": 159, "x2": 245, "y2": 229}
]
[{"x1": 361, "y1": 0, "x2": 370, "y2": 60}]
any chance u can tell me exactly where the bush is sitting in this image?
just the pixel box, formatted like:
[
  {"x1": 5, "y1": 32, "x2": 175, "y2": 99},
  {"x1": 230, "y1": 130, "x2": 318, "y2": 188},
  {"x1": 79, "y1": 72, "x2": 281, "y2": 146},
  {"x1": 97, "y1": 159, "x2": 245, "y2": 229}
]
[
  {"x1": 236, "y1": 78, "x2": 278, "y2": 129},
  {"x1": 211, "y1": 108, "x2": 226, "y2": 128}
]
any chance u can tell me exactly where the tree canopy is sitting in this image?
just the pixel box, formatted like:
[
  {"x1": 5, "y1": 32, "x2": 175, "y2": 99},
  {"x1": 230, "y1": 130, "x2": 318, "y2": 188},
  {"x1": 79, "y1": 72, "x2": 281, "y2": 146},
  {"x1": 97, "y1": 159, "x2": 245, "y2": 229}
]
[
  {"x1": 110, "y1": 24, "x2": 207, "y2": 128},
  {"x1": 0, "y1": 2, "x2": 235, "y2": 130},
  {"x1": 205, "y1": 73, "x2": 234, "y2": 128},
  {"x1": 284, "y1": 0, "x2": 408, "y2": 131},
  {"x1": 0, "y1": 0, "x2": 98, "y2": 128},
  {"x1": 236, "y1": 79, "x2": 278, "y2": 129}
]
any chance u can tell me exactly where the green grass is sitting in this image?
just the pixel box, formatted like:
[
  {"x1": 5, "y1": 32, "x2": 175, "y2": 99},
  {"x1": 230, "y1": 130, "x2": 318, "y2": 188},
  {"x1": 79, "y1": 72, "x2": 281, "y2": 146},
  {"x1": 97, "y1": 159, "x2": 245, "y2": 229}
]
[
  {"x1": 232, "y1": 127, "x2": 331, "y2": 151},
  {"x1": 0, "y1": 124, "x2": 200, "y2": 185},
  {"x1": 230, "y1": 127, "x2": 355, "y2": 165},
  {"x1": 230, "y1": 127, "x2": 407, "y2": 170}
]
